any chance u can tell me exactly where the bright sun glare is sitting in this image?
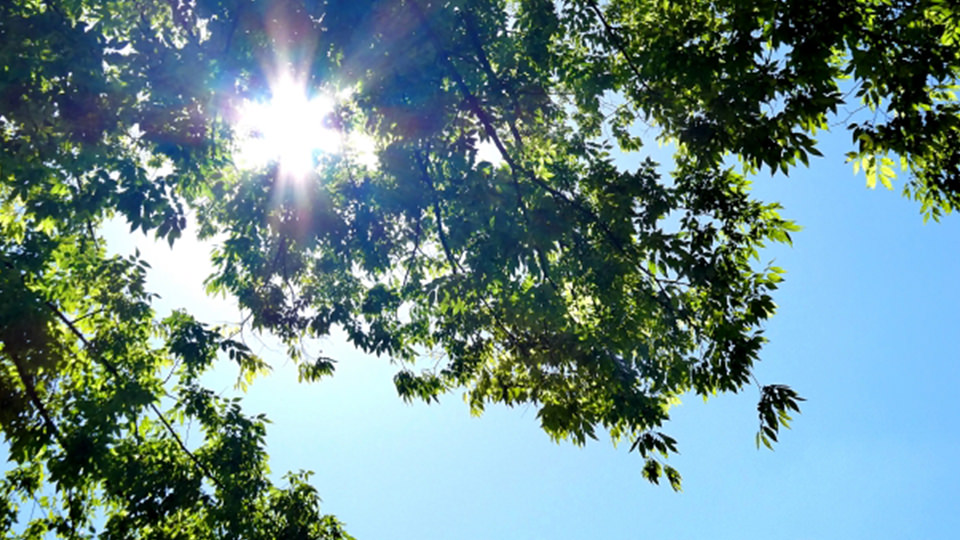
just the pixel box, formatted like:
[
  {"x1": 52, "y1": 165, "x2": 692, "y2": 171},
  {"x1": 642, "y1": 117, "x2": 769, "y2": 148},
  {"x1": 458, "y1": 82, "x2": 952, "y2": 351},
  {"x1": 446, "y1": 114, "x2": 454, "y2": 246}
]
[{"x1": 234, "y1": 77, "x2": 343, "y2": 178}]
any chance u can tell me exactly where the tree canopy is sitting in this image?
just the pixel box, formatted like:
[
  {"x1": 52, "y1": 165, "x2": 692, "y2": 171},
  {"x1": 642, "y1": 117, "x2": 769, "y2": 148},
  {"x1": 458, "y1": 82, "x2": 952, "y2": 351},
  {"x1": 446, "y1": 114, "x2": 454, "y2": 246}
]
[{"x1": 2, "y1": 0, "x2": 958, "y2": 537}]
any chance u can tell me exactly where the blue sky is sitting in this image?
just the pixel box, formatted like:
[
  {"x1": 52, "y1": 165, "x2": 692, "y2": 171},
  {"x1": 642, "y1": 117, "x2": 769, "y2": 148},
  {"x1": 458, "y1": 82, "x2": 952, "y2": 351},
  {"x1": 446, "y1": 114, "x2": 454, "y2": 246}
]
[{"x1": 98, "y1": 120, "x2": 960, "y2": 539}]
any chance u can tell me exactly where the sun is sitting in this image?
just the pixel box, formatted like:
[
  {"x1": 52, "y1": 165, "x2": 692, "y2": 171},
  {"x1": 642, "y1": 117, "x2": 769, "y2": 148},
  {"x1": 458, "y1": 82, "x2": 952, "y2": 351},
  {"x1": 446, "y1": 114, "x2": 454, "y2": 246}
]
[{"x1": 233, "y1": 76, "x2": 341, "y2": 179}]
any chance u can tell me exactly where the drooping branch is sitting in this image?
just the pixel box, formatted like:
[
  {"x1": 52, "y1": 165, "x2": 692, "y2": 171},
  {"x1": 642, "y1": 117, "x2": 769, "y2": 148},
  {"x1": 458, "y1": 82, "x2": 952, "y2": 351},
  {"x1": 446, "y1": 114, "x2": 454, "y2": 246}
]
[
  {"x1": 401, "y1": 212, "x2": 424, "y2": 287},
  {"x1": 456, "y1": 16, "x2": 561, "y2": 290},
  {"x1": 8, "y1": 351, "x2": 67, "y2": 450},
  {"x1": 410, "y1": 2, "x2": 565, "y2": 288},
  {"x1": 44, "y1": 298, "x2": 225, "y2": 491},
  {"x1": 414, "y1": 151, "x2": 462, "y2": 275},
  {"x1": 408, "y1": 0, "x2": 678, "y2": 315},
  {"x1": 585, "y1": 0, "x2": 656, "y2": 96},
  {"x1": 459, "y1": 10, "x2": 525, "y2": 149},
  {"x1": 414, "y1": 150, "x2": 531, "y2": 349}
]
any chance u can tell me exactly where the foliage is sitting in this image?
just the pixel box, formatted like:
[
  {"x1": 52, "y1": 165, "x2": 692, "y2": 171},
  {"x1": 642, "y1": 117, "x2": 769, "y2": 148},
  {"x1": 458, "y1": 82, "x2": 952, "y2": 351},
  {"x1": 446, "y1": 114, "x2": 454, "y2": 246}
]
[{"x1": 1, "y1": 0, "x2": 958, "y2": 535}]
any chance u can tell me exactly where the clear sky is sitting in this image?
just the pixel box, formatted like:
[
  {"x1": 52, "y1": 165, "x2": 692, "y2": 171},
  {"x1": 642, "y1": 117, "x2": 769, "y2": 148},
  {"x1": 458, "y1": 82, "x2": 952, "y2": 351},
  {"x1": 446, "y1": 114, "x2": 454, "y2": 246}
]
[{"x1": 101, "y1": 119, "x2": 960, "y2": 539}]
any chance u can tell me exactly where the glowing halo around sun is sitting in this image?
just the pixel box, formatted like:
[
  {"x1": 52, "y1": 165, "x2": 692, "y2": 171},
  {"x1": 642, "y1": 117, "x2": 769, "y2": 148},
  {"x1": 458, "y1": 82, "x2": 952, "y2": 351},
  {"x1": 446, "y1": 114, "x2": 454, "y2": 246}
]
[{"x1": 232, "y1": 76, "x2": 342, "y2": 179}]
